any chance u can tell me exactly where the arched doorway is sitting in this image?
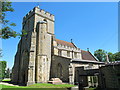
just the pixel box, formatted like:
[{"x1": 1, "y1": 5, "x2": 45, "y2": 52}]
[{"x1": 57, "y1": 63, "x2": 63, "y2": 79}]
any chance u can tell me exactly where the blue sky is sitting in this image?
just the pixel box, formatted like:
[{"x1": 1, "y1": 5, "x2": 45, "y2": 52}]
[{"x1": 1, "y1": 2, "x2": 118, "y2": 68}]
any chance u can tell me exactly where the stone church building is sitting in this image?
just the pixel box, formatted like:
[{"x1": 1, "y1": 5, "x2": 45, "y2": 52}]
[{"x1": 12, "y1": 6, "x2": 103, "y2": 86}]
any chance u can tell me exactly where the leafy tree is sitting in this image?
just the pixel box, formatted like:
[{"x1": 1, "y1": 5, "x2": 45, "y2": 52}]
[
  {"x1": 108, "y1": 52, "x2": 115, "y2": 62},
  {"x1": 0, "y1": 61, "x2": 7, "y2": 81},
  {"x1": 0, "y1": 1, "x2": 27, "y2": 39},
  {"x1": 94, "y1": 49, "x2": 120, "y2": 62},
  {"x1": 94, "y1": 49, "x2": 107, "y2": 62},
  {"x1": 5, "y1": 68, "x2": 11, "y2": 78},
  {"x1": 113, "y1": 52, "x2": 120, "y2": 61}
]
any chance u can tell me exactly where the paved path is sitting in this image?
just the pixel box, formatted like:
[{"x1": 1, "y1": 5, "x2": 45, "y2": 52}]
[
  {"x1": 71, "y1": 86, "x2": 78, "y2": 90},
  {"x1": 0, "y1": 82, "x2": 19, "y2": 87}
]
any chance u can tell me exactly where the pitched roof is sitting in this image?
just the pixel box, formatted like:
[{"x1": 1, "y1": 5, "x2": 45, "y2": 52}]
[
  {"x1": 55, "y1": 39, "x2": 97, "y2": 62},
  {"x1": 81, "y1": 50, "x2": 97, "y2": 61},
  {"x1": 55, "y1": 39, "x2": 76, "y2": 48}
]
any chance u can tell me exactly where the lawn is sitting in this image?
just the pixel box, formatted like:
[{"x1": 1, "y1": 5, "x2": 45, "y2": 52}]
[
  {"x1": 0, "y1": 83, "x2": 75, "y2": 90},
  {"x1": 0, "y1": 82, "x2": 95, "y2": 90},
  {"x1": 28, "y1": 83, "x2": 75, "y2": 88},
  {"x1": 2, "y1": 79, "x2": 11, "y2": 82}
]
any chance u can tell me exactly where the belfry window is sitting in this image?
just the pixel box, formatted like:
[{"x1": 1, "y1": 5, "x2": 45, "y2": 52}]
[{"x1": 43, "y1": 19, "x2": 48, "y2": 32}]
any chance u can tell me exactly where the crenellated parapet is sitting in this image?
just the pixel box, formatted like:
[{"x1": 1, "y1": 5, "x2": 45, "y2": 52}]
[
  {"x1": 23, "y1": 6, "x2": 55, "y2": 23},
  {"x1": 23, "y1": 9, "x2": 34, "y2": 23}
]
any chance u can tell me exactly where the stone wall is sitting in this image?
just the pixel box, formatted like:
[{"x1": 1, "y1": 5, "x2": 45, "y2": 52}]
[
  {"x1": 50, "y1": 55, "x2": 100, "y2": 85},
  {"x1": 50, "y1": 55, "x2": 71, "y2": 82},
  {"x1": 99, "y1": 64, "x2": 120, "y2": 89},
  {"x1": 11, "y1": 40, "x2": 21, "y2": 83},
  {"x1": 71, "y1": 62, "x2": 99, "y2": 84}
]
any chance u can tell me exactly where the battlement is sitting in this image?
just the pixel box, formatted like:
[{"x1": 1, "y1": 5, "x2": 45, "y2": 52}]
[{"x1": 23, "y1": 6, "x2": 55, "y2": 23}]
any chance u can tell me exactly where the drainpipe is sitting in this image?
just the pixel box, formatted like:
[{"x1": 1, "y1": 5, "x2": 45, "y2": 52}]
[{"x1": 72, "y1": 50, "x2": 73, "y2": 59}]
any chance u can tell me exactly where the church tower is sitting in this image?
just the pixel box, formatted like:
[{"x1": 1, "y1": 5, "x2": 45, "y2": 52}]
[{"x1": 12, "y1": 6, "x2": 55, "y2": 85}]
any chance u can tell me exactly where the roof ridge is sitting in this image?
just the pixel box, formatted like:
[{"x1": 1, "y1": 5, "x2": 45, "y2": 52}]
[
  {"x1": 71, "y1": 42, "x2": 77, "y2": 48},
  {"x1": 87, "y1": 51, "x2": 98, "y2": 61},
  {"x1": 55, "y1": 38, "x2": 76, "y2": 48},
  {"x1": 55, "y1": 39, "x2": 72, "y2": 44},
  {"x1": 81, "y1": 50, "x2": 88, "y2": 52},
  {"x1": 81, "y1": 50, "x2": 97, "y2": 61}
]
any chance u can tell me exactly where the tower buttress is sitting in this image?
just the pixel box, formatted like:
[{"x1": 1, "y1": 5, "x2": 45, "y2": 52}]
[{"x1": 34, "y1": 6, "x2": 55, "y2": 83}]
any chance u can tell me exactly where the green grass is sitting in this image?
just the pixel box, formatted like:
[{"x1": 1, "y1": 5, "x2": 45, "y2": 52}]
[
  {"x1": 28, "y1": 83, "x2": 75, "y2": 88},
  {"x1": 2, "y1": 79, "x2": 11, "y2": 82},
  {"x1": 0, "y1": 84, "x2": 95, "y2": 90},
  {"x1": 1, "y1": 83, "x2": 95, "y2": 90},
  {"x1": 1, "y1": 83, "x2": 75, "y2": 89}
]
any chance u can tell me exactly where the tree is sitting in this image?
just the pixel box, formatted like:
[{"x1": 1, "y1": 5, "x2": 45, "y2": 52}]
[
  {"x1": 108, "y1": 52, "x2": 115, "y2": 62},
  {"x1": 0, "y1": 1, "x2": 27, "y2": 39},
  {"x1": 0, "y1": 61, "x2": 7, "y2": 81},
  {"x1": 94, "y1": 49, "x2": 120, "y2": 62},
  {"x1": 94, "y1": 49, "x2": 107, "y2": 62},
  {"x1": 113, "y1": 52, "x2": 120, "y2": 61},
  {"x1": 5, "y1": 68, "x2": 11, "y2": 78}
]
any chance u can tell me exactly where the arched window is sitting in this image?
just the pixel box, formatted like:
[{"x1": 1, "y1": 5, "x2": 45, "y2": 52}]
[
  {"x1": 43, "y1": 19, "x2": 47, "y2": 22},
  {"x1": 43, "y1": 19, "x2": 48, "y2": 32},
  {"x1": 57, "y1": 63, "x2": 63, "y2": 79}
]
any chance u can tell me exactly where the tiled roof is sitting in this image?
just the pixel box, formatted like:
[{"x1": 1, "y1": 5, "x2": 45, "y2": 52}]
[
  {"x1": 55, "y1": 39, "x2": 76, "y2": 48},
  {"x1": 55, "y1": 39, "x2": 97, "y2": 62},
  {"x1": 81, "y1": 50, "x2": 97, "y2": 61}
]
